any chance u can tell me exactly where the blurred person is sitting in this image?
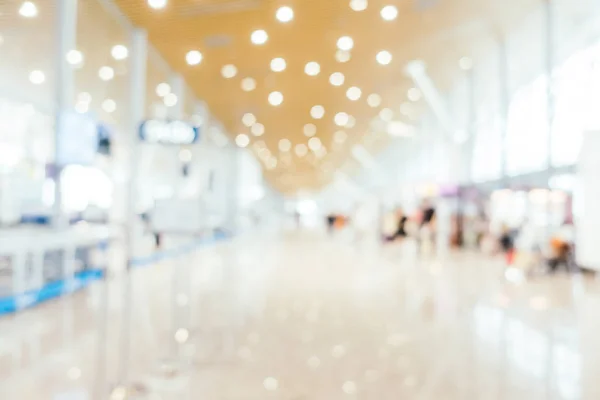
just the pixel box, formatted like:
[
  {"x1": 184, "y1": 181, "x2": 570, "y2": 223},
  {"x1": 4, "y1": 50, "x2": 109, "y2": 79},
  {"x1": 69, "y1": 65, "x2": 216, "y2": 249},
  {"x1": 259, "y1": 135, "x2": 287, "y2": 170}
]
[
  {"x1": 547, "y1": 220, "x2": 575, "y2": 273},
  {"x1": 326, "y1": 213, "x2": 336, "y2": 234},
  {"x1": 499, "y1": 224, "x2": 515, "y2": 265},
  {"x1": 394, "y1": 207, "x2": 408, "y2": 241},
  {"x1": 418, "y1": 200, "x2": 436, "y2": 254}
]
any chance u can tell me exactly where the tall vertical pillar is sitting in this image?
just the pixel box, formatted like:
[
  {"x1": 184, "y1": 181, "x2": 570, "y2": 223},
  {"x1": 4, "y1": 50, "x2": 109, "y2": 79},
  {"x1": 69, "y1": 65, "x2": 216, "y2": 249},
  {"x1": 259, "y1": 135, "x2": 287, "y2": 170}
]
[
  {"x1": 119, "y1": 27, "x2": 147, "y2": 383},
  {"x1": 465, "y1": 67, "x2": 476, "y2": 185},
  {"x1": 227, "y1": 146, "x2": 241, "y2": 233},
  {"x1": 544, "y1": 0, "x2": 555, "y2": 174},
  {"x1": 499, "y1": 36, "x2": 510, "y2": 183},
  {"x1": 53, "y1": 0, "x2": 78, "y2": 228}
]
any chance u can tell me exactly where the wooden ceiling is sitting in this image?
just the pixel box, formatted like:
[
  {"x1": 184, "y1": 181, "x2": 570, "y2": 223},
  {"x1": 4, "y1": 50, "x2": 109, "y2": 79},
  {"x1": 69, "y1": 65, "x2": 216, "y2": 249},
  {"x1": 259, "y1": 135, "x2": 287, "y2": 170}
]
[{"x1": 114, "y1": 0, "x2": 539, "y2": 193}]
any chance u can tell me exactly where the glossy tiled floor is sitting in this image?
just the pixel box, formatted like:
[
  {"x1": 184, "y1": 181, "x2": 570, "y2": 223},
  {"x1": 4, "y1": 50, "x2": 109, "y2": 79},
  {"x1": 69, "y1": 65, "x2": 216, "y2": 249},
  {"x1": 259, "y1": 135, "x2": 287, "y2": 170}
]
[{"x1": 1, "y1": 229, "x2": 600, "y2": 399}]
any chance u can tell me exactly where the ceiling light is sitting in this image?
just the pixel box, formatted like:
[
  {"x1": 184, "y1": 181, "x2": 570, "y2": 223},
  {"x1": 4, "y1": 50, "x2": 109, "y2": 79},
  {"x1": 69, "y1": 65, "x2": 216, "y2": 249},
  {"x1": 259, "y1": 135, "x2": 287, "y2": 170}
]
[
  {"x1": 66, "y1": 50, "x2": 83, "y2": 66},
  {"x1": 221, "y1": 64, "x2": 237, "y2": 78},
  {"x1": 305, "y1": 61, "x2": 320, "y2": 76},
  {"x1": 376, "y1": 50, "x2": 392, "y2": 65},
  {"x1": 241, "y1": 77, "x2": 256, "y2": 92},
  {"x1": 148, "y1": 0, "x2": 167, "y2": 9},
  {"x1": 337, "y1": 36, "x2": 354, "y2": 51},
  {"x1": 295, "y1": 143, "x2": 308, "y2": 157},
  {"x1": 270, "y1": 57, "x2": 286, "y2": 72},
  {"x1": 251, "y1": 123, "x2": 265, "y2": 136},
  {"x1": 186, "y1": 50, "x2": 202, "y2": 66},
  {"x1": 335, "y1": 50, "x2": 351, "y2": 63},
  {"x1": 236, "y1": 133, "x2": 250, "y2": 148},
  {"x1": 102, "y1": 99, "x2": 116, "y2": 113},
  {"x1": 380, "y1": 5, "x2": 398, "y2": 21},
  {"x1": 98, "y1": 66, "x2": 114, "y2": 81},
  {"x1": 459, "y1": 56, "x2": 474, "y2": 71},
  {"x1": 346, "y1": 86, "x2": 362, "y2": 101},
  {"x1": 308, "y1": 137, "x2": 322, "y2": 151},
  {"x1": 29, "y1": 70, "x2": 45, "y2": 84},
  {"x1": 163, "y1": 93, "x2": 178, "y2": 107},
  {"x1": 367, "y1": 93, "x2": 382, "y2": 108},
  {"x1": 334, "y1": 130, "x2": 347, "y2": 143},
  {"x1": 276, "y1": 6, "x2": 294, "y2": 23},
  {"x1": 379, "y1": 108, "x2": 393, "y2": 122},
  {"x1": 408, "y1": 87, "x2": 422, "y2": 102},
  {"x1": 156, "y1": 82, "x2": 171, "y2": 97},
  {"x1": 334, "y1": 112, "x2": 349, "y2": 126},
  {"x1": 77, "y1": 92, "x2": 92, "y2": 103},
  {"x1": 242, "y1": 113, "x2": 256, "y2": 127},
  {"x1": 310, "y1": 105, "x2": 325, "y2": 119},
  {"x1": 279, "y1": 139, "x2": 292, "y2": 152},
  {"x1": 268, "y1": 91, "x2": 283, "y2": 106},
  {"x1": 251, "y1": 29, "x2": 268, "y2": 45},
  {"x1": 329, "y1": 72, "x2": 345, "y2": 86},
  {"x1": 350, "y1": 0, "x2": 368, "y2": 11},
  {"x1": 111, "y1": 44, "x2": 128, "y2": 60},
  {"x1": 19, "y1": 2, "x2": 38, "y2": 18},
  {"x1": 304, "y1": 123, "x2": 317, "y2": 137}
]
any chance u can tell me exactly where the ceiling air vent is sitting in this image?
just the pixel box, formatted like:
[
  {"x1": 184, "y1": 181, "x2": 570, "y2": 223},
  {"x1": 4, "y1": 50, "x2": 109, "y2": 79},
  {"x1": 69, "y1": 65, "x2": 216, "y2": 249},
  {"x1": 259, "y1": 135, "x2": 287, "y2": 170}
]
[{"x1": 178, "y1": 0, "x2": 262, "y2": 17}]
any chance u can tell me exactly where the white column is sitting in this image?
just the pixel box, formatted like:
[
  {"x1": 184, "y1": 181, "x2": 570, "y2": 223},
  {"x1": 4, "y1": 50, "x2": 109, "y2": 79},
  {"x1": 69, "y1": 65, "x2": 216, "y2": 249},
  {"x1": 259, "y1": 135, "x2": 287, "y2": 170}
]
[
  {"x1": 169, "y1": 74, "x2": 185, "y2": 120},
  {"x1": 499, "y1": 37, "x2": 510, "y2": 182},
  {"x1": 119, "y1": 27, "x2": 147, "y2": 383},
  {"x1": 53, "y1": 0, "x2": 78, "y2": 228},
  {"x1": 544, "y1": 0, "x2": 555, "y2": 173}
]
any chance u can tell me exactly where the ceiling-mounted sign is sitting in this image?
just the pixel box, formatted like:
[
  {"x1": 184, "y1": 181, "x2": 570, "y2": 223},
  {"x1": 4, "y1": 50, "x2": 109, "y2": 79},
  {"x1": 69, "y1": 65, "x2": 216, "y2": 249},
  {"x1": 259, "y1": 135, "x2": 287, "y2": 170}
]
[{"x1": 139, "y1": 120, "x2": 200, "y2": 145}]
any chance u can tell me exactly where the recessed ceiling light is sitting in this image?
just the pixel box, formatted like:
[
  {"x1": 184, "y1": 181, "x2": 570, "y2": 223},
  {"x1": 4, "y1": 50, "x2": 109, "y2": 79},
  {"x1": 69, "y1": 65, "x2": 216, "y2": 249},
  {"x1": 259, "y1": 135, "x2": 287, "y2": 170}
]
[
  {"x1": 329, "y1": 72, "x2": 345, "y2": 86},
  {"x1": 236, "y1": 133, "x2": 250, "y2": 148},
  {"x1": 266, "y1": 156, "x2": 278, "y2": 170},
  {"x1": 305, "y1": 61, "x2": 320, "y2": 76},
  {"x1": 349, "y1": 0, "x2": 368, "y2": 12},
  {"x1": 376, "y1": 50, "x2": 392, "y2": 65},
  {"x1": 334, "y1": 130, "x2": 347, "y2": 143},
  {"x1": 346, "y1": 86, "x2": 362, "y2": 101},
  {"x1": 98, "y1": 66, "x2": 114, "y2": 81},
  {"x1": 304, "y1": 123, "x2": 317, "y2": 137},
  {"x1": 242, "y1": 113, "x2": 256, "y2": 127},
  {"x1": 66, "y1": 50, "x2": 83, "y2": 66},
  {"x1": 337, "y1": 36, "x2": 354, "y2": 51},
  {"x1": 268, "y1": 91, "x2": 283, "y2": 106},
  {"x1": 459, "y1": 56, "x2": 474, "y2": 71},
  {"x1": 19, "y1": 2, "x2": 38, "y2": 18},
  {"x1": 251, "y1": 123, "x2": 265, "y2": 136},
  {"x1": 367, "y1": 93, "x2": 382, "y2": 108},
  {"x1": 379, "y1": 108, "x2": 393, "y2": 121},
  {"x1": 334, "y1": 112, "x2": 349, "y2": 126},
  {"x1": 295, "y1": 143, "x2": 308, "y2": 157},
  {"x1": 276, "y1": 6, "x2": 294, "y2": 23},
  {"x1": 29, "y1": 70, "x2": 45, "y2": 84},
  {"x1": 102, "y1": 99, "x2": 116, "y2": 113},
  {"x1": 251, "y1": 29, "x2": 268, "y2": 45},
  {"x1": 270, "y1": 57, "x2": 286, "y2": 72},
  {"x1": 186, "y1": 50, "x2": 202, "y2": 66},
  {"x1": 221, "y1": 64, "x2": 237, "y2": 78},
  {"x1": 380, "y1": 5, "x2": 398, "y2": 21},
  {"x1": 279, "y1": 139, "x2": 292, "y2": 152},
  {"x1": 308, "y1": 137, "x2": 322, "y2": 151},
  {"x1": 310, "y1": 105, "x2": 325, "y2": 119},
  {"x1": 156, "y1": 82, "x2": 171, "y2": 97},
  {"x1": 163, "y1": 93, "x2": 178, "y2": 107},
  {"x1": 241, "y1": 77, "x2": 256, "y2": 92},
  {"x1": 335, "y1": 50, "x2": 351, "y2": 63},
  {"x1": 407, "y1": 87, "x2": 422, "y2": 102},
  {"x1": 148, "y1": 0, "x2": 167, "y2": 9},
  {"x1": 111, "y1": 44, "x2": 128, "y2": 60}
]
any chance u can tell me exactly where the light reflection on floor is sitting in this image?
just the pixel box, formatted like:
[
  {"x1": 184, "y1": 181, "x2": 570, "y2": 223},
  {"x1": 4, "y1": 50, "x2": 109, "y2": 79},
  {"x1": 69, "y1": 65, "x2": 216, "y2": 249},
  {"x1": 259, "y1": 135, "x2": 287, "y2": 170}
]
[{"x1": 0, "y1": 231, "x2": 599, "y2": 399}]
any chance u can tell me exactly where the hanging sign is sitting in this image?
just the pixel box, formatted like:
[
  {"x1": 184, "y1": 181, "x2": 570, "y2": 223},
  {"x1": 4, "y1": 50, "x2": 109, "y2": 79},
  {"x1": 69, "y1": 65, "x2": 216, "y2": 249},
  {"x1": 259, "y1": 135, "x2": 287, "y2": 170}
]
[{"x1": 139, "y1": 120, "x2": 200, "y2": 145}]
